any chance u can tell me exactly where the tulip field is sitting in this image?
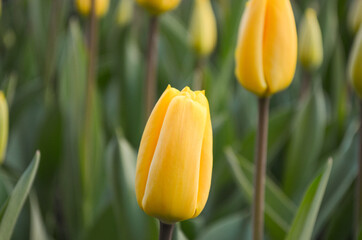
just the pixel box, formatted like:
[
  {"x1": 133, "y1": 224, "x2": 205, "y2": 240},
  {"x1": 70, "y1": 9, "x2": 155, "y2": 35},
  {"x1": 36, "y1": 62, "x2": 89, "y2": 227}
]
[{"x1": 0, "y1": 0, "x2": 362, "y2": 239}]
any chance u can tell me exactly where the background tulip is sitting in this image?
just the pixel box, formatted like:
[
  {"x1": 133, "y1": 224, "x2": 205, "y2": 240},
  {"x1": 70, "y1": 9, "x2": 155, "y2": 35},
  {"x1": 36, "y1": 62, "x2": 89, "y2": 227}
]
[
  {"x1": 349, "y1": 26, "x2": 362, "y2": 98},
  {"x1": 299, "y1": 8, "x2": 323, "y2": 71},
  {"x1": 0, "y1": 91, "x2": 8, "y2": 164},
  {"x1": 348, "y1": 0, "x2": 362, "y2": 34},
  {"x1": 117, "y1": 0, "x2": 133, "y2": 27},
  {"x1": 135, "y1": 85, "x2": 213, "y2": 224},
  {"x1": 235, "y1": 0, "x2": 297, "y2": 96},
  {"x1": 189, "y1": 0, "x2": 217, "y2": 56},
  {"x1": 136, "y1": 0, "x2": 181, "y2": 15},
  {"x1": 76, "y1": 0, "x2": 109, "y2": 18}
]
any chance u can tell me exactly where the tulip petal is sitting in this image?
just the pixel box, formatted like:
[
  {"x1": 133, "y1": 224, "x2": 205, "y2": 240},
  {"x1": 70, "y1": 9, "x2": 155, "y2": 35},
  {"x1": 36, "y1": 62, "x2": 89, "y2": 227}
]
[
  {"x1": 262, "y1": 0, "x2": 297, "y2": 95},
  {"x1": 235, "y1": 0, "x2": 268, "y2": 96},
  {"x1": 192, "y1": 94, "x2": 213, "y2": 218},
  {"x1": 135, "y1": 85, "x2": 180, "y2": 209},
  {"x1": 136, "y1": 0, "x2": 181, "y2": 15},
  {"x1": 142, "y1": 95, "x2": 207, "y2": 223}
]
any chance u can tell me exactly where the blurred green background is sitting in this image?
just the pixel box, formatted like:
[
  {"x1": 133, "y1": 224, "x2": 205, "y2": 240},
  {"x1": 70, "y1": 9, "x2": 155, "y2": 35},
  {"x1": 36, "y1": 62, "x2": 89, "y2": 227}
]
[{"x1": 0, "y1": 0, "x2": 360, "y2": 239}]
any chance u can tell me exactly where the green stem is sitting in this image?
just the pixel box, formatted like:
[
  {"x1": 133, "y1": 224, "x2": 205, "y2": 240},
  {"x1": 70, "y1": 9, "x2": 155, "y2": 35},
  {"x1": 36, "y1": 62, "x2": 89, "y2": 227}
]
[
  {"x1": 159, "y1": 221, "x2": 174, "y2": 240},
  {"x1": 145, "y1": 16, "x2": 159, "y2": 117},
  {"x1": 252, "y1": 97, "x2": 270, "y2": 240},
  {"x1": 192, "y1": 57, "x2": 204, "y2": 90}
]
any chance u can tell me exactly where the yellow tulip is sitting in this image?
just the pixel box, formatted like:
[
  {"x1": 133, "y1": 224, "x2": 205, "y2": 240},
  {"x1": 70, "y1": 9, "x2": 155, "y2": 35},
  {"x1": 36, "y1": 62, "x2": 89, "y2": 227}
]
[
  {"x1": 298, "y1": 8, "x2": 323, "y2": 71},
  {"x1": 189, "y1": 0, "x2": 217, "y2": 56},
  {"x1": 135, "y1": 85, "x2": 213, "y2": 223},
  {"x1": 0, "y1": 91, "x2": 8, "y2": 164},
  {"x1": 75, "y1": 0, "x2": 110, "y2": 18},
  {"x1": 349, "y1": 26, "x2": 362, "y2": 98},
  {"x1": 117, "y1": 0, "x2": 133, "y2": 27},
  {"x1": 136, "y1": 0, "x2": 181, "y2": 15},
  {"x1": 235, "y1": 0, "x2": 297, "y2": 97},
  {"x1": 348, "y1": 0, "x2": 362, "y2": 34}
]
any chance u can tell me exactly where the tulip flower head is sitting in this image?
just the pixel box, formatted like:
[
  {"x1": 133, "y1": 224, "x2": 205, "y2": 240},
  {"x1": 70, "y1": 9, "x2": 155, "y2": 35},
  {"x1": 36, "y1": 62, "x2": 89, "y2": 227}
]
[
  {"x1": 298, "y1": 8, "x2": 323, "y2": 71},
  {"x1": 135, "y1": 85, "x2": 213, "y2": 223},
  {"x1": 235, "y1": 0, "x2": 297, "y2": 96},
  {"x1": 348, "y1": 0, "x2": 362, "y2": 34},
  {"x1": 349, "y1": 26, "x2": 362, "y2": 98},
  {"x1": 76, "y1": 0, "x2": 110, "y2": 18},
  {"x1": 117, "y1": 0, "x2": 133, "y2": 27},
  {"x1": 0, "y1": 91, "x2": 8, "y2": 164},
  {"x1": 136, "y1": 0, "x2": 181, "y2": 15},
  {"x1": 189, "y1": 0, "x2": 217, "y2": 56}
]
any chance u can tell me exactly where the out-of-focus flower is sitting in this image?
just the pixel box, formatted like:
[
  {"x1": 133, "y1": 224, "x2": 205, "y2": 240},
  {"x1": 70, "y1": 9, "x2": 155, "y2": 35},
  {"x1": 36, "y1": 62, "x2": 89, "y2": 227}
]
[
  {"x1": 0, "y1": 91, "x2": 8, "y2": 164},
  {"x1": 189, "y1": 0, "x2": 217, "y2": 56},
  {"x1": 117, "y1": 0, "x2": 133, "y2": 27},
  {"x1": 135, "y1": 85, "x2": 213, "y2": 223},
  {"x1": 76, "y1": 0, "x2": 110, "y2": 18},
  {"x1": 136, "y1": 0, "x2": 181, "y2": 15},
  {"x1": 235, "y1": 0, "x2": 297, "y2": 96},
  {"x1": 298, "y1": 8, "x2": 323, "y2": 71},
  {"x1": 348, "y1": 0, "x2": 362, "y2": 34},
  {"x1": 349, "y1": 26, "x2": 362, "y2": 98}
]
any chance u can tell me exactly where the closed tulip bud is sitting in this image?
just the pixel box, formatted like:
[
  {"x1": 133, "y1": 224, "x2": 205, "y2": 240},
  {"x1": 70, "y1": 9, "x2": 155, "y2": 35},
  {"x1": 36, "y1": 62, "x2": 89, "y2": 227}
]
[
  {"x1": 349, "y1": 27, "x2": 362, "y2": 98},
  {"x1": 298, "y1": 8, "x2": 323, "y2": 71},
  {"x1": 0, "y1": 91, "x2": 8, "y2": 164},
  {"x1": 75, "y1": 0, "x2": 110, "y2": 18},
  {"x1": 348, "y1": 0, "x2": 362, "y2": 34},
  {"x1": 135, "y1": 85, "x2": 213, "y2": 223},
  {"x1": 136, "y1": 0, "x2": 181, "y2": 15},
  {"x1": 117, "y1": 0, "x2": 133, "y2": 27},
  {"x1": 235, "y1": 0, "x2": 297, "y2": 96},
  {"x1": 189, "y1": 0, "x2": 217, "y2": 56}
]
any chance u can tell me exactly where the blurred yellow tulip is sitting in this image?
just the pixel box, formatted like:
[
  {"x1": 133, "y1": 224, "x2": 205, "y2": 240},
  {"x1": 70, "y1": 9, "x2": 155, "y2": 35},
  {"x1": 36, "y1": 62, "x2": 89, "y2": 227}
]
[
  {"x1": 235, "y1": 0, "x2": 297, "y2": 96},
  {"x1": 0, "y1": 91, "x2": 8, "y2": 164},
  {"x1": 189, "y1": 0, "x2": 217, "y2": 56},
  {"x1": 348, "y1": 0, "x2": 362, "y2": 34},
  {"x1": 136, "y1": 0, "x2": 181, "y2": 15},
  {"x1": 299, "y1": 8, "x2": 323, "y2": 71},
  {"x1": 117, "y1": 0, "x2": 133, "y2": 27},
  {"x1": 75, "y1": 0, "x2": 110, "y2": 18},
  {"x1": 135, "y1": 85, "x2": 213, "y2": 223},
  {"x1": 349, "y1": 27, "x2": 362, "y2": 98}
]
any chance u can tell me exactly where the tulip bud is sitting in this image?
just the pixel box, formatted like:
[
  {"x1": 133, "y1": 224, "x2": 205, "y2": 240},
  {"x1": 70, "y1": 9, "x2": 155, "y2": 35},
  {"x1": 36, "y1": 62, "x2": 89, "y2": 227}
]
[
  {"x1": 117, "y1": 0, "x2": 133, "y2": 27},
  {"x1": 75, "y1": 0, "x2": 110, "y2": 18},
  {"x1": 135, "y1": 85, "x2": 213, "y2": 223},
  {"x1": 298, "y1": 8, "x2": 323, "y2": 71},
  {"x1": 189, "y1": 0, "x2": 217, "y2": 56},
  {"x1": 348, "y1": 0, "x2": 362, "y2": 34},
  {"x1": 349, "y1": 26, "x2": 362, "y2": 98},
  {"x1": 235, "y1": 0, "x2": 298, "y2": 96},
  {"x1": 135, "y1": 0, "x2": 181, "y2": 15},
  {"x1": 0, "y1": 91, "x2": 8, "y2": 164}
]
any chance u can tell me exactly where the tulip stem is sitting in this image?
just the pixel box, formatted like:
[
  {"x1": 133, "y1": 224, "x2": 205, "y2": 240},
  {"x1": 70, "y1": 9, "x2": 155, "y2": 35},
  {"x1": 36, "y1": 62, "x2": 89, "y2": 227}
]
[
  {"x1": 300, "y1": 70, "x2": 310, "y2": 99},
  {"x1": 252, "y1": 97, "x2": 270, "y2": 240},
  {"x1": 357, "y1": 101, "x2": 362, "y2": 238},
  {"x1": 145, "y1": 16, "x2": 159, "y2": 117},
  {"x1": 159, "y1": 222, "x2": 174, "y2": 240},
  {"x1": 193, "y1": 57, "x2": 205, "y2": 90}
]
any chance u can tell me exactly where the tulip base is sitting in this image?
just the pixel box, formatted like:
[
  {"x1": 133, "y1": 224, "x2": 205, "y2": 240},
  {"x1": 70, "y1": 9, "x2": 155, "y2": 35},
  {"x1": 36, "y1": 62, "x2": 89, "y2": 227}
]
[
  {"x1": 159, "y1": 221, "x2": 174, "y2": 240},
  {"x1": 252, "y1": 97, "x2": 270, "y2": 240}
]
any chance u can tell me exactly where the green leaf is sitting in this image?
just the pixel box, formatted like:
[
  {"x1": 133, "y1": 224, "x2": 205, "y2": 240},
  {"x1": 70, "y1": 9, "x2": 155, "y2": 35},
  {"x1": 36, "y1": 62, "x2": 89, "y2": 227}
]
[
  {"x1": 30, "y1": 194, "x2": 48, "y2": 240},
  {"x1": 225, "y1": 148, "x2": 296, "y2": 239},
  {"x1": 283, "y1": 82, "x2": 327, "y2": 200},
  {"x1": 0, "y1": 151, "x2": 41, "y2": 240},
  {"x1": 285, "y1": 159, "x2": 333, "y2": 240},
  {"x1": 197, "y1": 213, "x2": 251, "y2": 240}
]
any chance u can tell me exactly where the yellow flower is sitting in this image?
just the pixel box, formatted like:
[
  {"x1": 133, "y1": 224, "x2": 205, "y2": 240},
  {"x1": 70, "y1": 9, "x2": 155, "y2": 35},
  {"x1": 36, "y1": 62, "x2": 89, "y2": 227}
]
[
  {"x1": 136, "y1": 0, "x2": 181, "y2": 15},
  {"x1": 349, "y1": 26, "x2": 362, "y2": 98},
  {"x1": 235, "y1": 0, "x2": 297, "y2": 97},
  {"x1": 117, "y1": 0, "x2": 133, "y2": 27},
  {"x1": 348, "y1": 0, "x2": 362, "y2": 34},
  {"x1": 75, "y1": 0, "x2": 110, "y2": 18},
  {"x1": 298, "y1": 8, "x2": 323, "y2": 71},
  {"x1": 0, "y1": 91, "x2": 8, "y2": 164},
  {"x1": 135, "y1": 85, "x2": 213, "y2": 223},
  {"x1": 189, "y1": 0, "x2": 217, "y2": 56}
]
